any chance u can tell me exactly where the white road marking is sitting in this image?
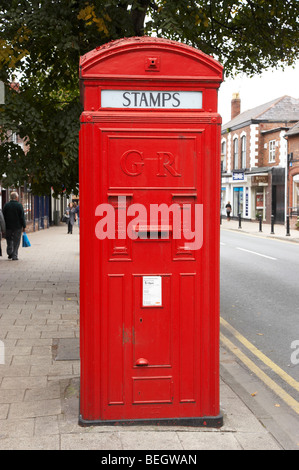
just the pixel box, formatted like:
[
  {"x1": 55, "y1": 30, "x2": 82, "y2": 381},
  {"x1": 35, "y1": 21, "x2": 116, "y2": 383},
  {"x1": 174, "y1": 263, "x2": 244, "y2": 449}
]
[{"x1": 236, "y1": 247, "x2": 277, "y2": 260}]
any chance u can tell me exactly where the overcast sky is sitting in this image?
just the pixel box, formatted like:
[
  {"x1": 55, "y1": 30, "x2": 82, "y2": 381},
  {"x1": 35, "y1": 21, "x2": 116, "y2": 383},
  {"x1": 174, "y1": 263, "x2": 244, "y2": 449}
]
[{"x1": 218, "y1": 60, "x2": 299, "y2": 125}]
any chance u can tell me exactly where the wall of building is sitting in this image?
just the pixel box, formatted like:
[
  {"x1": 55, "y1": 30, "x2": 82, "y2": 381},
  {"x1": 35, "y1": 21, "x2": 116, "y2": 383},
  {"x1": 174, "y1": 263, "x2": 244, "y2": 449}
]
[
  {"x1": 221, "y1": 121, "x2": 291, "y2": 224},
  {"x1": 287, "y1": 133, "x2": 299, "y2": 228}
]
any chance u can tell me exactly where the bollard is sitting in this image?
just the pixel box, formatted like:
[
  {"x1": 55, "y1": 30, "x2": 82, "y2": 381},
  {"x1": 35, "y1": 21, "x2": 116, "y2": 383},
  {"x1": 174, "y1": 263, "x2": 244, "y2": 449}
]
[
  {"x1": 286, "y1": 215, "x2": 290, "y2": 236},
  {"x1": 238, "y1": 212, "x2": 242, "y2": 229},
  {"x1": 271, "y1": 215, "x2": 275, "y2": 234},
  {"x1": 259, "y1": 214, "x2": 262, "y2": 232}
]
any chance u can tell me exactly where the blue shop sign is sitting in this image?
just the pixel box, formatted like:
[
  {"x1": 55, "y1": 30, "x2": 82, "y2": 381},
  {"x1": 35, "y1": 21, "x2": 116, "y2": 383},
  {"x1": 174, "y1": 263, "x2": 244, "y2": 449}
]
[{"x1": 233, "y1": 172, "x2": 245, "y2": 181}]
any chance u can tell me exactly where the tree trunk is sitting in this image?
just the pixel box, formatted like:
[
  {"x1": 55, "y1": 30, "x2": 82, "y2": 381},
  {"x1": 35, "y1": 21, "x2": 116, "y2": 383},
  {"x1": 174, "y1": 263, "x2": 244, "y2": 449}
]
[{"x1": 131, "y1": 0, "x2": 151, "y2": 36}]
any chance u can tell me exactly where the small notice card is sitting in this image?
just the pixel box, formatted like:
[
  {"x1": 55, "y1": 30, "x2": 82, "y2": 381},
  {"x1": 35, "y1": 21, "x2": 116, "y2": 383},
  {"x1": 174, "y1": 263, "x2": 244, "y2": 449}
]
[{"x1": 142, "y1": 276, "x2": 162, "y2": 307}]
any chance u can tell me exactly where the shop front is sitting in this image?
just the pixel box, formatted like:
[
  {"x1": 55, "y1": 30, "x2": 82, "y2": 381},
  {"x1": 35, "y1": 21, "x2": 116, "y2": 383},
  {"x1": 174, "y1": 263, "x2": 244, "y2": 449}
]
[
  {"x1": 293, "y1": 174, "x2": 299, "y2": 214},
  {"x1": 221, "y1": 172, "x2": 250, "y2": 220},
  {"x1": 233, "y1": 187, "x2": 244, "y2": 218},
  {"x1": 221, "y1": 167, "x2": 285, "y2": 223},
  {"x1": 249, "y1": 174, "x2": 269, "y2": 221}
]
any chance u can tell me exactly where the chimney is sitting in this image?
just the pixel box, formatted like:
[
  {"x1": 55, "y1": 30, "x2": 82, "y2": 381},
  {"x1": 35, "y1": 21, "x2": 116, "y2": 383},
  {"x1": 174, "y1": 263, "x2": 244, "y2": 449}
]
[{"x1": 231, "y1": 93, "x2": 241, "y2": 120}]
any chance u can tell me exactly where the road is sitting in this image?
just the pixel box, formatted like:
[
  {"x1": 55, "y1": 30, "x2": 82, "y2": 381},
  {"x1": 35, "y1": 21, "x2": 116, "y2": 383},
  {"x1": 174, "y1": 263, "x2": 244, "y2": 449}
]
[{"x1": 220, "y1": 229, "x2": 299, "y2": 413}]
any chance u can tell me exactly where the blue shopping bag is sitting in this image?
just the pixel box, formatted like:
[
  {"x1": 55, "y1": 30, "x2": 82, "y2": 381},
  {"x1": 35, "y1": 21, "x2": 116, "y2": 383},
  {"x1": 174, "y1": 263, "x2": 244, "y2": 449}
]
[{"x1": 22, "y1": 232, "x2": 31, "y2": 247}]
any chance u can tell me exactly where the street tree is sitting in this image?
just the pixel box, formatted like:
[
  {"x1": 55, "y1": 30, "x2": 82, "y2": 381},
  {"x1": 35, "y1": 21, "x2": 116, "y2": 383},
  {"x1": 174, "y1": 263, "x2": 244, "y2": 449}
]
[{"x1": 0, "y1": 0, "x2": 298, "y2": 195}]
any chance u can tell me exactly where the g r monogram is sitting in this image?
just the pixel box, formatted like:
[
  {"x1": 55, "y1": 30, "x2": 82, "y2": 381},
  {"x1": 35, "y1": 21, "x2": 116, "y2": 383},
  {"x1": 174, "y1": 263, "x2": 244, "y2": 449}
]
[{"x1": 120, "y1": 150, "x2": 181, "y2": 177}]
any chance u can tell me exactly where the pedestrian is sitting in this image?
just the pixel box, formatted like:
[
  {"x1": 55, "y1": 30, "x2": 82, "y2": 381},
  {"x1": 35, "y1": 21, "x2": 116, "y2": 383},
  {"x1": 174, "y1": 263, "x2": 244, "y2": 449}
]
[
  {"x1": 64, "y1": 202, "x2": 76, "y2": 234},
  {"x1": 0, "y1": 207, "x2": 6, "y2": 257},
  {"x1": 226, "y1": 202, "x2": 232, "y2": 221},
  {"x1": 3, "y1": 191, "x2": 26, "y2": 260},
  {"x1": 75, "y1": 203, "x2": 80, "y2": 228}
]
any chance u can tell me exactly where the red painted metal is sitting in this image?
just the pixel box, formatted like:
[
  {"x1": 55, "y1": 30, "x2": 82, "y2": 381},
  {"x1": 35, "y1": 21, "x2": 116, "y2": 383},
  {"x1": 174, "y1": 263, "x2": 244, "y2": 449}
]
[{"x1": 79, "y1": 37, "x2": 223, "y2": 426}]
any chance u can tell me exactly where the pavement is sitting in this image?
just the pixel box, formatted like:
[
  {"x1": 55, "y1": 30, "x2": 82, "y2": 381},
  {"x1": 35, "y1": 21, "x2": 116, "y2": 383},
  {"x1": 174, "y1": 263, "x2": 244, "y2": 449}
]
[
  {"x1": 0, "y1": 223, "x2": 298, "y2": 451},
  {"x1": 221, "y1": 217, "x2": 299, "y2": 242}
]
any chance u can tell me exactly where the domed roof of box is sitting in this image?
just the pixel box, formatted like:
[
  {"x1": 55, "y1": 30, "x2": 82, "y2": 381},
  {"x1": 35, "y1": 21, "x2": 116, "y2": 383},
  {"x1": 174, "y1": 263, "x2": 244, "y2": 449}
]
[{"x1": 80, "y1": 36, "x2": 223, "y2": 81}]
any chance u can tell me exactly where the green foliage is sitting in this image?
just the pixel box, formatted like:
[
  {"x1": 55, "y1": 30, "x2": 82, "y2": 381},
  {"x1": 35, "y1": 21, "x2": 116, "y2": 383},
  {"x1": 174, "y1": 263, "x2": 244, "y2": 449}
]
[
  {"x1": 0, "y1": 0, "x2": 298, "y2": 195},
  {"x1": 150, "y1": 0, "x2": 299, "y2": 75}
]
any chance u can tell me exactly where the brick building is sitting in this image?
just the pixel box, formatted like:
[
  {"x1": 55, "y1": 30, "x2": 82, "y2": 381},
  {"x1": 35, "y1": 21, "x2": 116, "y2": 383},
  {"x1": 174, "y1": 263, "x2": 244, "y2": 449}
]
[
  {"x1": 285, "y1": 121, "x2": 299, "y2": 227},
  {"x1": 221, "y1": 95, "x2": 299, "y2": 224}
]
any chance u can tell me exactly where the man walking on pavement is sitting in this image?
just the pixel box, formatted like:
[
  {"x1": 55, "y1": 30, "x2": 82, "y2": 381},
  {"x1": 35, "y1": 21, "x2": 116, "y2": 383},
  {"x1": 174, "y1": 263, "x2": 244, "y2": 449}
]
[
  {"x1": 3, "y1": 191, "x2": 26, "y2": 260},
  {"x1": 0, "y1": 207, "x2": 6, "y2": 257}
]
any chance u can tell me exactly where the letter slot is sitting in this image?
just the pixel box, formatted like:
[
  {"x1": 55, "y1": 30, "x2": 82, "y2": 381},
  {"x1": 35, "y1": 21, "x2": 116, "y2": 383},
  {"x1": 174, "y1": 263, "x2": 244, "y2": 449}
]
[{"x1": 133, "y1": 225, "x2": 172, "y2": 240}]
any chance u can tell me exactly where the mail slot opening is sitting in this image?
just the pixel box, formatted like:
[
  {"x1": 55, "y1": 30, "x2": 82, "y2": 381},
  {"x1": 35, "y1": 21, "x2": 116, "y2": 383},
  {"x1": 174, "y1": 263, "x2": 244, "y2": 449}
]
[{"x1": 133, "y1": 225, "x2": 172, "y2": 240}]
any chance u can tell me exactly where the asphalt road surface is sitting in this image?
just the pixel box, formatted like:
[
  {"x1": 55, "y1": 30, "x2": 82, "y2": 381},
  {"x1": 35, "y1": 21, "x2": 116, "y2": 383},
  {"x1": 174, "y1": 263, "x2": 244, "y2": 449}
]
[{"x1": 220, "y1": 229, "x2": 299, "y2": 407}]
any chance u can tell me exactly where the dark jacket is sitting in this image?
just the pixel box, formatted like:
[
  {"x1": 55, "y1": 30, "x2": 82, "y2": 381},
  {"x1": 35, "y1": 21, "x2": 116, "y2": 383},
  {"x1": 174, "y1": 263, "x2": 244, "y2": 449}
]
[
  {"x1": 3, "y1": 200, "x2": 26, "y2": 231},
  {"x1": 0, "y1": 209, "x2": 6, "y2": 239}
]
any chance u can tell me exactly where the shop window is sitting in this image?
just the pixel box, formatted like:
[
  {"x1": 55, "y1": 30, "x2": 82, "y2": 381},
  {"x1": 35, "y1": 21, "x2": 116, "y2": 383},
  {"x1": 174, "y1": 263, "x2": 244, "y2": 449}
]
[
  {"x1": 233, "y1": 187, "x2": 243, "y2": 217},
  {"x1": 255, "y1": 191, "x2": 264, "y2": 220},
  {"x1": 221, "y1": 187, "x2": 227, "y2": 215},
  {"x1": 21, "y1": 191, "x2": 33, "y2": 222}
]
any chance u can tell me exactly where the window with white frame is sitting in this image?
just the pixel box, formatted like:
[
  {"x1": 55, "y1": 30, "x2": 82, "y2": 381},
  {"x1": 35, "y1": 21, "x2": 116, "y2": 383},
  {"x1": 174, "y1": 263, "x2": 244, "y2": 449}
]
[
  {"x1": 269, "y1": 140, "x2": 276, "y2": 163},
  {"x1": 233, "y1": 138, "x2": 238, "y2": 169},
  {"x1": 294, "y1": 177, "x2": 299, "y2": 210},
  {"x1": 241, "y1": 135, "x2": 246, "y2": 168},
  {"x1": 221, "y1": 140, "x2": 227, "y2": 171}
]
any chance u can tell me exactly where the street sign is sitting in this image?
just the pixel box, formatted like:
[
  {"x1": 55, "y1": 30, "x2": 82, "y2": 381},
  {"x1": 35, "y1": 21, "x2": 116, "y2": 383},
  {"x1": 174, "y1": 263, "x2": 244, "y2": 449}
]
[{"x1": 233, "y1": 172, "x2": 245, "y2": 181}]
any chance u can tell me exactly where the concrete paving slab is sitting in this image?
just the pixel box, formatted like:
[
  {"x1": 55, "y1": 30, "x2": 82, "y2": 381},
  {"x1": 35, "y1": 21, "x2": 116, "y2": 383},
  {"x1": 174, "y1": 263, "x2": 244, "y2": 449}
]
[{"x1": 52, "y1": 338, "x2": 80, "y2": 361}]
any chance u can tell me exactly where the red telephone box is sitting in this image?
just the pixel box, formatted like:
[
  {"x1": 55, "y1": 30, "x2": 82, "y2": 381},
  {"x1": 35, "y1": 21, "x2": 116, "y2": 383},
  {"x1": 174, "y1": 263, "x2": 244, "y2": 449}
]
[{"x1": 79, "y1": 37, "x2": 223, "y2": 426}]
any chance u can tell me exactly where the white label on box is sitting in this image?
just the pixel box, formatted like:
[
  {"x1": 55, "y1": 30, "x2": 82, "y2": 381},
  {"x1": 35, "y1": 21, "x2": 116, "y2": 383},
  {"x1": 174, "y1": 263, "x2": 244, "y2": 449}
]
[
  {"x1": 143, "y1": 276, "x2": 162, "y2": 307},
  {"x1": 101, "y1": 90, "x2": 202, "y2": 109}
]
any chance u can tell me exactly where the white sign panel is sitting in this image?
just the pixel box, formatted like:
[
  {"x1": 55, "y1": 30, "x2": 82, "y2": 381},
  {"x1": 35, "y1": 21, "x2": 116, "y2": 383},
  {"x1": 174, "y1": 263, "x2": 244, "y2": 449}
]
[
  {"x1": 143, "y1": 276, "x2": 162, "y2": 307},
  {"x1": 101, "y1": 90, "x2": 202, "y2": 109},
  {"x1": 233, "y1": 172, "x2": 245, "y2": 181}
]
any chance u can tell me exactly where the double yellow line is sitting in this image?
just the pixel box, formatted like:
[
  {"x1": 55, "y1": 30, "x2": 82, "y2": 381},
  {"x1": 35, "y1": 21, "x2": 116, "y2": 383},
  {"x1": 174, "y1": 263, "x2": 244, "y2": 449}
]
[{"x1": 220, "y1": 317, "x2": 299, "y2": 415}]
